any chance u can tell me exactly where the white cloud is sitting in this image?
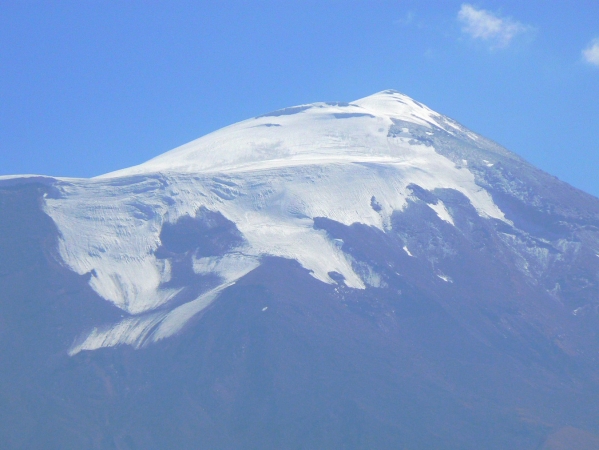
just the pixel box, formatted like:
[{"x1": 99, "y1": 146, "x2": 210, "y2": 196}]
[
  {"x1": 394, "y1": 11, "x2": 417, "y2": 27},
  {"x1": 583, "y1": 39, "x2": 599, "y2": 67},
  {"x1": 458, "y1": 4, "x2": 529, "y2": 48},
  {"x1": 396, "y1": 11, "x2": 414, "y2": 24}
]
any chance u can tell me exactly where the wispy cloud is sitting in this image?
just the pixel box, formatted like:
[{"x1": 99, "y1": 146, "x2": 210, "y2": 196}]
[
  {"x1": 583, "y1": 39, "x2": 599, "y2": 67},
  {"x1": 395, "y1": 11, "x2": 415, "y2": 26},
  {"x1": 457, "y1": 4, "x2": 529, "y2": 48},
  {"x1": 394, "y1": 11, "x2": 419, "y2": 28}
]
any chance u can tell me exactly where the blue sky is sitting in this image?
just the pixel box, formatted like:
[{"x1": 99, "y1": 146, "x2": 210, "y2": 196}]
[{"x1": 1, "y1": 1, "x2": 598, "y2": 195}]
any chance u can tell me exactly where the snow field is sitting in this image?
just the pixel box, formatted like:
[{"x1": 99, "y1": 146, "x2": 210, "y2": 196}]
[{"x1": 40, "y1": 90, "x2": 510, "y2": 353}]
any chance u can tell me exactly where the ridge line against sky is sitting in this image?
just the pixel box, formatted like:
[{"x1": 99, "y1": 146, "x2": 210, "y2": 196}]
[{"x1": 1, "y1": 1, "x2": 598, "y2": 196}]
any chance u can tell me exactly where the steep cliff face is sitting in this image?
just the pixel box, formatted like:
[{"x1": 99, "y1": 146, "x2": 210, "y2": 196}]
[{"x1": 2, "y1": 90, "x2": 599, "y2": 449}]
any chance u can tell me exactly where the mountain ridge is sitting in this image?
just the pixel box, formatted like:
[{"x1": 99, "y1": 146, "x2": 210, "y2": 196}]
[{"x1": 97, "y1": 90, "x2": 513, "y2": 177}]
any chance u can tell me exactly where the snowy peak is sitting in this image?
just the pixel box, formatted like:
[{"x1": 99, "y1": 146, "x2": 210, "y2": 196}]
[
  {"x1": 100, "y1": 90, "x2": 468, "y2": 178},
  {"x1": 353, "y1": 89, "x2": 448, "y2": 128}
]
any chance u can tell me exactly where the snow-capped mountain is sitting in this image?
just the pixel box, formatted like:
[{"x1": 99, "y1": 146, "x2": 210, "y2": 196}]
[{"x1": 2, "y1": 90, "x2": 599, "y2": 449}]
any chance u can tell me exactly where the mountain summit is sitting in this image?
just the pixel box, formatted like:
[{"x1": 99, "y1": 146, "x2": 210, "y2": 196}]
[
  {"x1": 103, "y1": 90, "x2": 500, "y2": 175},
  {"x1": 2, "y1": 91, "x2": 599, "y2": 449}
]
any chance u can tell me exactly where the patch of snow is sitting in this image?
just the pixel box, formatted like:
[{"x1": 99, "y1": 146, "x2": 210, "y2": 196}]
[
  {"x1": 69, "y1": 313, "x2": 164, "y2": 355},
  {"x1": 193, "y1": 252, "x2": 260, "y2": 284},
  {"x1": 151, "y1": 284, "x2": 228, "y2": 342},
  {"x1": 352, "y1": 260, "x2": 386, "y2": 288},
  {"x1": 428, "y1": 200, "x2": 454, "y2": 226},
  {"x1": 44, "y1": 178, "x2": 182, "y2": 314},
  {"x1": 437, "y1": 273, "x2": 453, "y2": 283},
  {"x1": 70, "y1": 283, "x2": 230, "y2": 354}
]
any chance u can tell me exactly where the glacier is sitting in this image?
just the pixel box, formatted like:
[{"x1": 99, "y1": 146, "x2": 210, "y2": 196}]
[{"x1": 36, "y1": 90, "x2": 514, "y2": 354}]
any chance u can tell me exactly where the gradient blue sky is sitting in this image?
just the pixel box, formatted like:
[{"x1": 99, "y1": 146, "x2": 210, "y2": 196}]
[{"x1": 1, "y1": 1, "x2": 598, "y2": 195}]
